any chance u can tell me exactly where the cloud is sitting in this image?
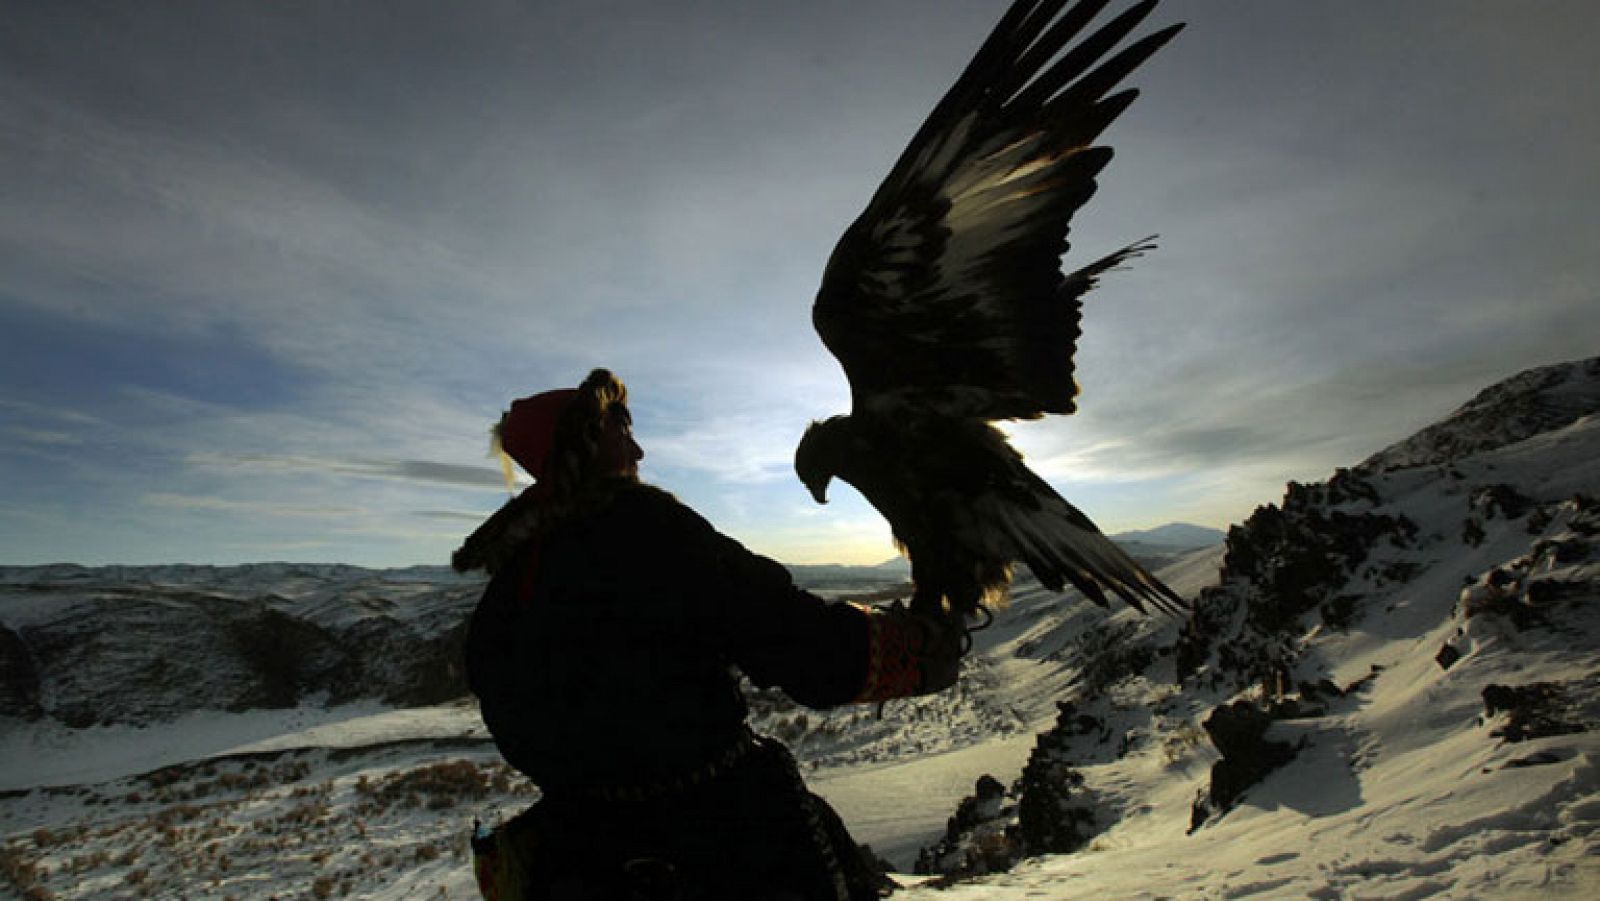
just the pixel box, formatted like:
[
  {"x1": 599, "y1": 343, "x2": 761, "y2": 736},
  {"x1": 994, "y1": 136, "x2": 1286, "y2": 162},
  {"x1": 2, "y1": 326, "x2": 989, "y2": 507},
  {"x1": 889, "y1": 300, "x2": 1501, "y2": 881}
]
[
  {"x1": 185, "y1": 453, "x2": 506, "y2": 491},
  {"x1": 411, "y1": 509, "x2": 490, "y2": 523},
  {"x1": 140, "y1": 492, "x2": 366, "y2": 519},
  {"x1": 4, "y1": 427, "x2": 79, "y2": 447}
]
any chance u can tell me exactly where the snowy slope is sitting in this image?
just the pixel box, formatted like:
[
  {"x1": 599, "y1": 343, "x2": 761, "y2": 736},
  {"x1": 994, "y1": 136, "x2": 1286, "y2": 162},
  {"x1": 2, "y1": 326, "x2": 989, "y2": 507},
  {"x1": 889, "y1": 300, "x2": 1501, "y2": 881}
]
[
  {"x1": 2, "y1": 358, "x2": 1598, "y2": 899},
  {"x1": 880, "y1": 358, "x2": 1600, "y2": 895}
]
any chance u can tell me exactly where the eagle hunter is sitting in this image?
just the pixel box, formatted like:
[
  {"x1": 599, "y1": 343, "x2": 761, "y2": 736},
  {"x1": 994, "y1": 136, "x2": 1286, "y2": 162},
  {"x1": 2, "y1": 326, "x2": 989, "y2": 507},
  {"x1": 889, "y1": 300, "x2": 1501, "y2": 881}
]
[{"x1": 794, "y1": 0, "x2": 1188, "y2": 626}]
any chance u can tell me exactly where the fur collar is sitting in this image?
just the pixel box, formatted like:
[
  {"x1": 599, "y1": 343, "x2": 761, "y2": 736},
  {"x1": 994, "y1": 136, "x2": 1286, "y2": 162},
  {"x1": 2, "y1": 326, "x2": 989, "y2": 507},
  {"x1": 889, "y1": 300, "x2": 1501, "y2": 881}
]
[{"x1": 451, "y1": 479, "x2": 676, "y2": 575}]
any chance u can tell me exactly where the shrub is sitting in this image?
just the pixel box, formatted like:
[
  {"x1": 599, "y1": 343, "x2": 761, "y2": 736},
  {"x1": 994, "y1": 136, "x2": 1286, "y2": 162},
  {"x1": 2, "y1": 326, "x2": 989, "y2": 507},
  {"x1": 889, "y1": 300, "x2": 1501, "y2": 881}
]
[{"x1": 1162, "y1": 721, "x2": 1207, "y2": 767}]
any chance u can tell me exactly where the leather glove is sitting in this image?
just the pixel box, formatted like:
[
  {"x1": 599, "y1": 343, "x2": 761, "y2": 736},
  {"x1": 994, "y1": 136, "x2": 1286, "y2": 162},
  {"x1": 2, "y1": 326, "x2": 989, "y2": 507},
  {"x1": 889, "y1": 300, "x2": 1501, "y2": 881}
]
[{"x1": 852, "y1": 601, "x2": 964, "y2": 702}]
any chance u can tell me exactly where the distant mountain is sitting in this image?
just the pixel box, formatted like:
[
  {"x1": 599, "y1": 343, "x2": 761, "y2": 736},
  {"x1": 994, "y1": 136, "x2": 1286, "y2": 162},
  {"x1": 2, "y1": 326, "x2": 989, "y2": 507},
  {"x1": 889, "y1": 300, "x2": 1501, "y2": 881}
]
[
  {"x1": 789, "y1": 523, "x2": 1222, "y2": 583},
  {"x1": 1109, "y1": 523, "x2": 1225, "y2": 550},
  {"x1": 785, "y1": 559, "x2": 909, "y2": 584}
]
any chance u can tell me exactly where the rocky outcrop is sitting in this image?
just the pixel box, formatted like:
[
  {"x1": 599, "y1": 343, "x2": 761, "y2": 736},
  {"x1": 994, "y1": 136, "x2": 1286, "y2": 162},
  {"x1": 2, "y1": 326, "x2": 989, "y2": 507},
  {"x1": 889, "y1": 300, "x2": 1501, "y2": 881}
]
[
  {"x1": 1359, "y1": 357, "x2": 1600, "y2": 473},
  {"x1": 914, "y1": 774, "x2": 1017, "y2": 879},
  {"x1": 1482, "y1": 682, "x2": 1590, "y2": 743},
  {"x1": 1014, "y1": 711, "x2": 1101, "y2": 857},
  {"x1": 1174, "y1": 469, "x2": 1418, "y2": 691},
  {"x1": 913, "y1": 700, "x2": 1108, "y2": 880},
  {"x1": 1189, "y1": 701, "x2": 1298, "y2": 831}
]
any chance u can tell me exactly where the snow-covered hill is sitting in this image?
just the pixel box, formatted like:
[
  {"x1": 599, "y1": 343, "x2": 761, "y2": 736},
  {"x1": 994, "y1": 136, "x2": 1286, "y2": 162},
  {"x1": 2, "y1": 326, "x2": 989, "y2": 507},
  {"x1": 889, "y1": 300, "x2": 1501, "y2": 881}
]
[
  {"x1": 2, "y1": 357, "x2": 1598, "y2": 899},
  {"x1": 0, "y1": 564, "x2": 480, "y2": 730}
]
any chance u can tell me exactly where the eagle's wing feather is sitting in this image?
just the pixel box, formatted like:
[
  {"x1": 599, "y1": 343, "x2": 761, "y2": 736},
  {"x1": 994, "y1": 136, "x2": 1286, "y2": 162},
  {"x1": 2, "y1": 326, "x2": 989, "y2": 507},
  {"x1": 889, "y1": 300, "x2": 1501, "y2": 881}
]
[
  {"x1": 954, "y1": 422, "x2": 1186, "y2": 614},
  {"x1": 814, "y1": 0, "x2": 1182, "y2": 421},
  {"x1": 987, "y1": 484, "x2": 1187, "y2": 614}
]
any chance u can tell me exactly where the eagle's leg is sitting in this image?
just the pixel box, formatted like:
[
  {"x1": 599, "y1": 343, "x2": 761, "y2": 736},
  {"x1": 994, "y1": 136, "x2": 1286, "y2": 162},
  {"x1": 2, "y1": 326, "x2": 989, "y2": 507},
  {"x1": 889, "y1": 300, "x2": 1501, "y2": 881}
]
[
  {"x1": 908, "y1": 581, "x2": 945, "y2": 620},
  {"x1": 946, "y1": 582, "x2": 988, "y2": 656}
]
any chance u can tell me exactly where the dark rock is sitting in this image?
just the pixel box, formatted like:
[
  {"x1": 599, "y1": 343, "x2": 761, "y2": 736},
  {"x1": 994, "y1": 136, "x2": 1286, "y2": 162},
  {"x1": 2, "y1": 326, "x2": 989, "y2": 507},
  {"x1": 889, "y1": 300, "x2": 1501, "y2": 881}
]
[
  {"x1": 1525, "y1": 576, "x2": 1593, "y2": 606},
  {"x1": 974, "y1": 773, "x2": 1005, "y2": 802},
  {"x1": 1325, "y1": 468, "x2": 1382, "y2": 506},
  {"x1": 0, "y1": 623, "x2": 43, "y2": 719},
  {"x1": 1175, "y1": 495, "x2": 1417, "y2": 688},
  {"x1": 914, "y1": 773, "x2": 1023, "y2": 879},
  {"x1": 1472, "y1": 484, "x2": 1534, "y2": 521},
  {"x1": 1342, "y1": 666, "x2": 1382, "y2": 695},
  {"x1": 1015, "y1": 717, "x2": 1098, "y2": 860},
  {"x1": 1052, "y1": 701, "x2": 1110, "y2": 744},
  {"x1": 1266, "y1": 698, "x2": 1326, "y2": 720},
  {"x1": 1320, "y1": 594, "x2": 1363, "y2": 631},
  {"x1": 1299, "y1": 679, "x2": 1344, "y2": 703},
  {"x1": 1190, "y1": 702, "x2": 1298, "y2": 831},
  {"x1": 1436, "y1": 644, "x2": 1462, "y2": 671},
  {"x1": 1482, "y1": 682, "x2": 1587, "y2": 743},
  {"x1": 1461, "y1": 573, "x2": 1548, "y2": 631},
  {"x1": 916, "y1": 697, "x2": 1111, "y2": 878},
  {"x1": 1203, "y1": 701, "x2": 1274, "y2": 759},
  {"x1": 1570, "y1": 494, "x2": 1600, "y2": 535}
]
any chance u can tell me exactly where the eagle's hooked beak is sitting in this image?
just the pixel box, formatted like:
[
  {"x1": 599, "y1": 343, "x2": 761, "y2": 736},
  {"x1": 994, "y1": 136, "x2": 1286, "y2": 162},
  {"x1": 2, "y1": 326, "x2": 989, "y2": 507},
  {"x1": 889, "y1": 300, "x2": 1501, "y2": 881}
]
[{"x1": 806, "y1": 478, "x2": 830, "y2": 505}]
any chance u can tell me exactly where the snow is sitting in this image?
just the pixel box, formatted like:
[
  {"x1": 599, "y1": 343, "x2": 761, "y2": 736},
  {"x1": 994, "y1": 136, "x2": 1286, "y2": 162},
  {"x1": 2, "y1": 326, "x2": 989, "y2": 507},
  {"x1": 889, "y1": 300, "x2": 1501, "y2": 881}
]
[
  {"x1": 812, "y1": 733, "x2": 1040, "y2": 866},
  {"x1": 0, "y1": 703, "x2": 389, "y2": 792},
  {"x1": 3, "y1": 364, "x2": 1600, "y2": 898}
]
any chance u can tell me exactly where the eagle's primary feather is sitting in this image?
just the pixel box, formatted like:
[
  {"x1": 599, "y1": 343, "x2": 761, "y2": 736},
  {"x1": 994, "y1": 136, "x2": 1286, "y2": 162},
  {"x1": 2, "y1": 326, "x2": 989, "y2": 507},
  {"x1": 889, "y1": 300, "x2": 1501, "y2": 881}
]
[{"x1": 798, "y1": 0, "x2": 1187, "y2": 621}]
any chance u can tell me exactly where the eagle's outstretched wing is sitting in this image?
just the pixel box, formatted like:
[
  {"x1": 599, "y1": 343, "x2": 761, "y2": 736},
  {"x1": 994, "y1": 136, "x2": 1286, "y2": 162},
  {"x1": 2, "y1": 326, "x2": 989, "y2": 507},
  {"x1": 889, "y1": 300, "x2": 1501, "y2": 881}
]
[
  {"x1": 813, "y1": 0, "x2": 1181, "y2": 420},
  {"x1": 976, "y1": 428, "x2": 1187, "y2": 613}
]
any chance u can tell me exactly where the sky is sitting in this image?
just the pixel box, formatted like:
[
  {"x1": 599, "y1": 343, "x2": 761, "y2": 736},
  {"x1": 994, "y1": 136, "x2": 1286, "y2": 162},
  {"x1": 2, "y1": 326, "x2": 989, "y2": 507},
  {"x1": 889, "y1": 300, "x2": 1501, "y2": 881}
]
[{"x1": 2, "y1": 0, "x2": 1597, "y2": 568}]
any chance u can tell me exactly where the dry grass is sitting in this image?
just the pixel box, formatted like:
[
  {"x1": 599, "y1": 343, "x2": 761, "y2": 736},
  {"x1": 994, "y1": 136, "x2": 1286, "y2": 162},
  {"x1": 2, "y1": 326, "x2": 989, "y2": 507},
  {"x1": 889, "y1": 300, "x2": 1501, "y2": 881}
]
[{"x1": 3, "y1": 751, "x2": 534, "y2": 899}]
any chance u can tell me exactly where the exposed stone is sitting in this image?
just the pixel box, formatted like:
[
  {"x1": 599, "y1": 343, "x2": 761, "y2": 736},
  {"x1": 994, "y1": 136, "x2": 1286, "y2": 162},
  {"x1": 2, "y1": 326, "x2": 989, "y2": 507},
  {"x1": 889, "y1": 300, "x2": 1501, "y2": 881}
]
[
  {"x1": 1482, "y1": 682, "x2": 1587, "y2": 743},
  {"x1": 0, "y1": 623, "x2": 42, "y2": 720},
  {"x1": 1190, "y1": 701, "x2": 1298, "y2": 831},
  {"x1": 1175, "y1": 494, "x2": 1417, "y2": 689},
  {"x1": 1298, "y1": 679, "x2": 1345, "y2": 703},
  {"x1": 1472, "y1": 484, "x2": 1535, "y2": 521},
  {"x1": 914, "y1": 773, "x2": 1022, "y2": 879}
]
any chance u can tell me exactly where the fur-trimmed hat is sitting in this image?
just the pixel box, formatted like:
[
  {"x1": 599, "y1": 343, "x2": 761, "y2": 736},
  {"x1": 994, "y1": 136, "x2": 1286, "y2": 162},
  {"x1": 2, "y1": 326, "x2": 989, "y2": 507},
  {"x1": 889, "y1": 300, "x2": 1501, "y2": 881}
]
[
  {"x1": 456, "y1": 369, "x2": 630, "y2": 574},
  {"x1": 497, "y1": 389, "x2": 577, "y2": 480}
]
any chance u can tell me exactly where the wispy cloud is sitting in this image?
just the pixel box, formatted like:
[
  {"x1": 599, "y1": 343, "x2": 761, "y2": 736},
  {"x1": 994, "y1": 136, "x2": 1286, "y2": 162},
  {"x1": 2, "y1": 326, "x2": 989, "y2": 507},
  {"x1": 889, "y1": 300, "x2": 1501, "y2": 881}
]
[
  {"x1": 140, "y1": 493, "x2": 367, "y2": 518},
  {"x1": 185, "y1": 453, "x2": 505, "y2": 491},
  {"x1": 4, "y1": 427, "x2": 80, "y2": 447},
  {"x1": 411, "y1": 509, "x2": 491, "y2": 523}
]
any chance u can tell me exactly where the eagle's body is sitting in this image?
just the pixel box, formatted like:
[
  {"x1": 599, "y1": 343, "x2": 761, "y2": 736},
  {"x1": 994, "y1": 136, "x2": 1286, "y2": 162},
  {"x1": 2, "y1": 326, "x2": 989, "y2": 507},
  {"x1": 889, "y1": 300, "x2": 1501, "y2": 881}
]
[{"x1": 796, "y1": 0, "x2": 1187, "y2": 622}]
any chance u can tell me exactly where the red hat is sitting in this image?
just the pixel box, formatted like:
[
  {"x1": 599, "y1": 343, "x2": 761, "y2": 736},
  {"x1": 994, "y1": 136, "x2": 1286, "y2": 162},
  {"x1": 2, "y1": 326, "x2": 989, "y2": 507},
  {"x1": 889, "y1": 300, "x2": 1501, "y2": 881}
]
[{"x1": 499, "y1": 389, "x2": 577, "y2": 480}]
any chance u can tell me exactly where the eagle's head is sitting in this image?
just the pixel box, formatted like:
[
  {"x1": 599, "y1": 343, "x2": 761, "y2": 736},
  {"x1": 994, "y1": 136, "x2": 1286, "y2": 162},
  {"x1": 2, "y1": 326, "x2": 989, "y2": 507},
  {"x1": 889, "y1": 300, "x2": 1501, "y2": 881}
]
[{"x1": 795, "y1": 416, "x2": 852, "y2": 504}]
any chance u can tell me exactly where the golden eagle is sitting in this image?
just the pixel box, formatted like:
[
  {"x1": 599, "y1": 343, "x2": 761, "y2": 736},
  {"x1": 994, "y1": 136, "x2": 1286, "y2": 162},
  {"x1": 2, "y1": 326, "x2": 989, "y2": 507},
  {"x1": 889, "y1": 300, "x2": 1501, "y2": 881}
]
[{"x1": 795, "y1": 0, "x2": 1187, "y2": 624}]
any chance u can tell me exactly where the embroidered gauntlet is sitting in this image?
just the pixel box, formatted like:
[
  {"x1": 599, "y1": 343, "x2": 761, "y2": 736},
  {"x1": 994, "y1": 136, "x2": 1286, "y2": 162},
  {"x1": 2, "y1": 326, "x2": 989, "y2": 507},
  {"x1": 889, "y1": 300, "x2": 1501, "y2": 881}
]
[{"x1": 850, "y1": 601, "x2": 962, "y2": 702}]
